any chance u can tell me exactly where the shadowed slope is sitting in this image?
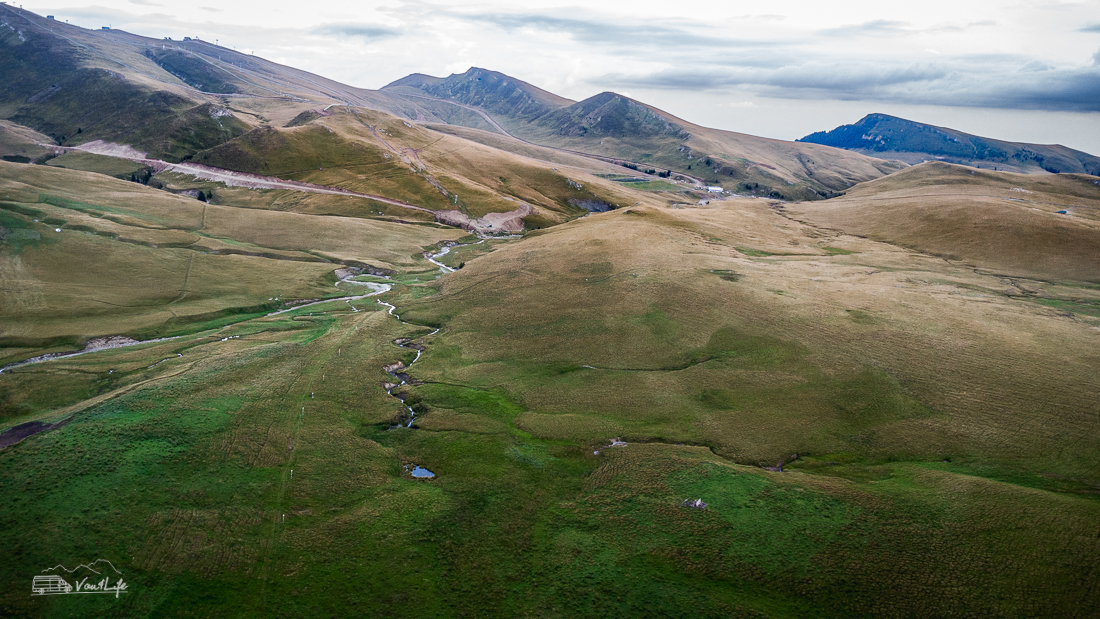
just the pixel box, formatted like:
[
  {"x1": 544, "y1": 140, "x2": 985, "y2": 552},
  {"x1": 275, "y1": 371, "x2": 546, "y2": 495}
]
[{"x1": 0, "y1": 6, "x2": 251, "y2": 161}]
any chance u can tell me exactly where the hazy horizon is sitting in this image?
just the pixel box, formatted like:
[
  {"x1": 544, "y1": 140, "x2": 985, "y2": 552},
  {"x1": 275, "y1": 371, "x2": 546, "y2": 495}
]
[{"x1": 17, "y1": 0, "x2": 1100, "y2": 154}]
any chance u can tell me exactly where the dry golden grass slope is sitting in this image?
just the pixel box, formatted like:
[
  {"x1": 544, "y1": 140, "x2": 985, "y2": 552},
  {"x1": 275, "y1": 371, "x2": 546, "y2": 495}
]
[
  {"x1": 191, "y1": 106, "x2": 680, "y2": 226},
  {"x1": 403, "y1": 194, "x2": 1100, "y2": 478},
  {"x1": 0, "y1": 121, "x2": 53, "y2": 160},
  {"x1": 0, "y1": 161, "x2": 465, "y2": 352},
  {"x1": 790, "y1": 162, "x2": 1100, "y2": 282}
]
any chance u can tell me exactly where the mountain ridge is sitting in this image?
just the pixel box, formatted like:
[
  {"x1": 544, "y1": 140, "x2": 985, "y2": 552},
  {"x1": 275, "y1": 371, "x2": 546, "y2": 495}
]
[
  {"x1": 384, "y1": 68, "x2": 907, "y2": 200},
  {"x1": 799, "y1": 113, "x2": 1100, "y2": 175}
]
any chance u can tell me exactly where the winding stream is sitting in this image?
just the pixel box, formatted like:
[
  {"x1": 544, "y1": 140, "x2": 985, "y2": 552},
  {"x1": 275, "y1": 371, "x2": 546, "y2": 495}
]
[
  {"x1": 0, "y1": 272, "x2": 393, "y2": 374},
  {"x1": 1, "y1": 241, "x2": 487, "y2": 481},
  {"x1": 0, "y1": 335, "x2": 183, "y2": 375},
  {"x1": 379, "y1": 240, "x2": 483, "y2": 433},
  {"x1": 265, "y1": 277, "x2": 392, "y2": 316},
  {"x1": 424, "y1": 239, "x2": 485, "y2": 273}
]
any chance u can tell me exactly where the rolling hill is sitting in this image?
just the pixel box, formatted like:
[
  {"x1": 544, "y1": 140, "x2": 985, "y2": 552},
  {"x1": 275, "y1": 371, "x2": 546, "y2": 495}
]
[
  {"x1": 799, "y1": 113, "x2": 1100, "y2": 175},
  {"x1": 787, "y1": 162, "x2": 1100, "y2": 282},
  {"x1": 384, "y1": 67, "x2": 575, "y2": 123}
]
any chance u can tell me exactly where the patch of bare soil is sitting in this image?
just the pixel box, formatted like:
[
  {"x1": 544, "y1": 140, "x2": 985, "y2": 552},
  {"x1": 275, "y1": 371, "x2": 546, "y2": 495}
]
[
  {"x1": 75, "y1": 140, "x2": 149, "y2": 159},
  {"x1": 0, "y1": 418, "x2": 69, "y2": 450},
  {"x1": 83, "y1": 335, "x2": 140, "y2": 351},
  {"x1": 435, "y1": 202, "x2": 533, "y2": 234}
]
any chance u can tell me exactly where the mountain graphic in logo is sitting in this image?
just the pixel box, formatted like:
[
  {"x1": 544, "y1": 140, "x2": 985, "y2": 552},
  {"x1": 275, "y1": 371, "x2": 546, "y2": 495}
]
[
  {"x1": 32, "y1": 559, "x2": 128, "y2": 598},
  {"x1": 41, "y1": 559, "x2": 123, "y2": 577}
]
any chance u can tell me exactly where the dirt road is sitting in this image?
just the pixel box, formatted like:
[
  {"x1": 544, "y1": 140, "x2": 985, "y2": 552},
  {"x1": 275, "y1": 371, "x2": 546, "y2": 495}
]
[{"x1": 67, "y1": 141, "x2": 528, "y2": 234}]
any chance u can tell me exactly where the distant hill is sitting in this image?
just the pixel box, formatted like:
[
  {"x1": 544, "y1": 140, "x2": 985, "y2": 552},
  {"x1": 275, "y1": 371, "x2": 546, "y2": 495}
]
[
  {"x1": 798, "y1": 114, "x2": 1100, "y2": 175},
  {"x1": 384, "y1": 67, "x2": 574, "y2": 124},
  {"x1": 527, "y1": 91, "x2": 688, "y2": 140},
  {"x1": 385, "y1": 72, "x2": 906, "y2": 200},
  {"x1": 0, "y1": 6, "x2": 250, "y2": 161},
  {"x1": 0, "y1": 6, "x2": 486, "y2": 161}
]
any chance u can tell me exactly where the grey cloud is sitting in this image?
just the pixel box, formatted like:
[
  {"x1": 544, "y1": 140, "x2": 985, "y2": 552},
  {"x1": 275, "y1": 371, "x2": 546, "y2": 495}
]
[
  {"x1": 708, "y1": 52, "x2": 802, "y2": 70},
  {"x1": 312, "y1": 23, "x2": 402, "y2": 40},
  {"x1": 726, "y1": 14, "x2": 787, "y2": 22},
  {"x1": 594, "y1": 58, "x2": 1100, "y2": 112},
  {"x1": 945, "y1": 68, "x2": 1100, "y2": 111},
  {"x1": 50, "y1": 7, "x2": 178, "y2": 28},
  {"x1": 820, "y1": 20, "x2": 911, "y2": 37},
  {"x1": 1019, "y1": 60, "x2": 1055, "y2": 72},
  {"x1": 453, "y1": 9, "x2": 1100, "y2": 113},
  {"x1": 767, "y1": 64, "x2": 948, "y2": 91},
  {"x1": 821, "y1": 19, "x2": 997, "y2": 38},
  {"x1": 456, "y1": 11, "x2": 783, "y2": 51},
  {"x1": 128, "y1": 0, "x2": 162, "y2": 6},
  {"x1": 924, "y1": 20, "x2": 997, "y2": 33},
  {"x1": 599, "y1": 63, "x2": 947, "y2": 96},
  {"x1": 1080, "y1": 24, "x2": 1100, "y2": 32}
]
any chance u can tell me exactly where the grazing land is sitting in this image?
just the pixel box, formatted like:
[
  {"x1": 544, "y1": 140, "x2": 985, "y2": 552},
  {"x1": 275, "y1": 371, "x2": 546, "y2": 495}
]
[
  {"x1": 1, "y1": 4, "x2": 1099, "y2": 617},
  {"x1": 4, "y1": 165, "x2": 1099, "y2": 617}
]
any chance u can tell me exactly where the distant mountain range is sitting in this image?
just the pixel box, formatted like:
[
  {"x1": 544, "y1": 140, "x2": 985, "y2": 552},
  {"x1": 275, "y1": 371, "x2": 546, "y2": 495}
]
[
  {"x1": 0, "y1": 6, "x2": 901, "y2": 201},
  {"x1": 382, "y1": 68, "x2": 905, "y2": 199},
  {"x1": 798, "y1": 114, "x2": 1100, "y2": 175},
  {"x1": 2, "y1": 3, "x2": 1095, "y2": 208}
]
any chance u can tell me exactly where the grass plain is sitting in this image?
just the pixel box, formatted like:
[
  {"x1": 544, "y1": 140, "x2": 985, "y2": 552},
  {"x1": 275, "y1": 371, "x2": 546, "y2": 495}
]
[{"x1": 2, "y1": 158, "x2": 1098, "y2": 617}]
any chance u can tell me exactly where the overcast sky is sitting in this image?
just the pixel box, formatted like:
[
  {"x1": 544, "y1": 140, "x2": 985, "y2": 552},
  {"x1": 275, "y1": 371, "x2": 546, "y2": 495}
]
[{"x1": 21, "y1": 0, "x2": 1100, "y2": 154}]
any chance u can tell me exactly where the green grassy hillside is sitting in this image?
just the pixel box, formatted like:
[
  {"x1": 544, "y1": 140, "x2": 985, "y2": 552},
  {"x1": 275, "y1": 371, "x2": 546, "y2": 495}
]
[
  {"x1": 142, "y1": 48, "x2": 240, "y2": 94},
  {"x1": 2, "y1": 6, "x2": 1099, "y2": 618},
  {"x1": 2, "y1": 181, "x2": 1098, "y2": 617}
]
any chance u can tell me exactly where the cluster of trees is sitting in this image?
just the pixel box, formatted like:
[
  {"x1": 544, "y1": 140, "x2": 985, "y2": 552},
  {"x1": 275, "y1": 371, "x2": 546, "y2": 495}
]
[
  {"x1": 620, "y1": 162, "x2": 672, "y2": 177},
  {"x1": 617, "y1": 162, "x2": 672, "y2": 177}
]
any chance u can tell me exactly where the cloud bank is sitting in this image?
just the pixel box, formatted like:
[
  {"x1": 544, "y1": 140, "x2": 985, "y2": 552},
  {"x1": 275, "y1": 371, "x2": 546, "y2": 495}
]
[
  {"x1": 26, "y1": 1, "x2": 1100, "y2": 114},
  {"x1": 437, "y1": 9, "x2": 1100, "y2": 112}
]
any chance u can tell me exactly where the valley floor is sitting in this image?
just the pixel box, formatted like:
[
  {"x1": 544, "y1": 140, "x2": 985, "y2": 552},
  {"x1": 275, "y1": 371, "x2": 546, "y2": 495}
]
[{"x1": 2, "y1": 172, "x2": 1099, "y2": 617}]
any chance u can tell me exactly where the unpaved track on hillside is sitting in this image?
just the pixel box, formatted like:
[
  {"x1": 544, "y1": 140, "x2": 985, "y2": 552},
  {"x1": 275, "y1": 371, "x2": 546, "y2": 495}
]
[
  {"x1": 69, "y1": 141, "x2": 436, "y2": 213},
  {"x1": 59, "y1": 141, "x2": 530, "y2": 233}
]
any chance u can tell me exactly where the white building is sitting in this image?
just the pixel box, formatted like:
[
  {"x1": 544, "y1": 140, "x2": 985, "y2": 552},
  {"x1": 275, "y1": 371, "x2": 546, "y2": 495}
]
[{"x1": 706, "y1": 186, "x2": 723, "y2": 193}]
